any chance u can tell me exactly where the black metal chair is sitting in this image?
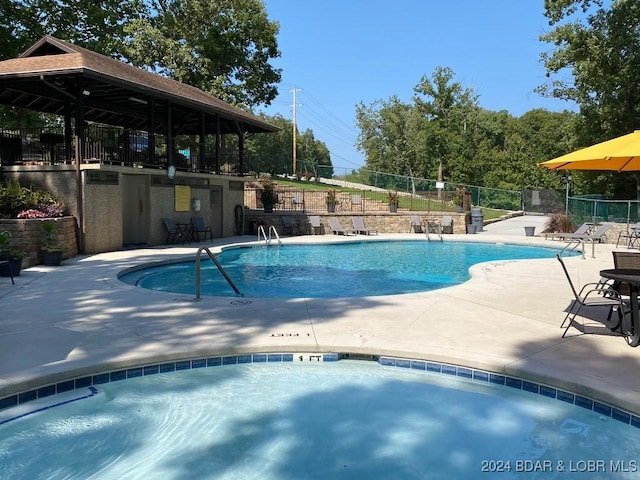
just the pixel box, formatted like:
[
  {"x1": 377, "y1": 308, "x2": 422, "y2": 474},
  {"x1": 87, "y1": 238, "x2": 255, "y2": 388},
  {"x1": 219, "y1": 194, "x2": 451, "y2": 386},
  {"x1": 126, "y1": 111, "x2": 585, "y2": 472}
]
[
  {"x1": 163, "y1": 218, "x2": 187, "y2": 244},
  {"x1": 191, "y1": 217, "x2": 212, "y2": 241},
  {"x1": 557, "y1": 253, "x2": 624, "y2": 337},
  {"x1": 0, "y1": 260, "x2": 14, "y2": 285}
]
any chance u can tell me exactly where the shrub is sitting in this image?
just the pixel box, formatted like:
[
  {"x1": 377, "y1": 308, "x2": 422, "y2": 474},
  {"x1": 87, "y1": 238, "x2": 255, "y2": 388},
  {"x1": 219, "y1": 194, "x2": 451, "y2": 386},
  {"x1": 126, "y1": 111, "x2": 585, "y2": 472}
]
[
  {"x1": 543, "y1": 211, "x2": 575, "y2": 233},
  {"x1": 0, "y1": 179, "x2": 64, "y2": 218}
]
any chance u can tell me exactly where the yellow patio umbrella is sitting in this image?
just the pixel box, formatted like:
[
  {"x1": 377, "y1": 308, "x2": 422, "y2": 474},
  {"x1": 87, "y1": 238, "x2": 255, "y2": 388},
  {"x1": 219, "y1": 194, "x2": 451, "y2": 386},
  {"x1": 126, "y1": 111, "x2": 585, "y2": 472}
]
[{"x1": 538, "y1": 130, "x2": 640, "y2": 172}]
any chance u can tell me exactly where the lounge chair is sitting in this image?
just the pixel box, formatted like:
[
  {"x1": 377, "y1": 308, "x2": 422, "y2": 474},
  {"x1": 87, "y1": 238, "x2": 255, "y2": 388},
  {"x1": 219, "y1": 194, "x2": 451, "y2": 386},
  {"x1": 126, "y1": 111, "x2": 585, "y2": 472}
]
[
  {"x1": 309, "y1": 215, "x2": 323, "y2": 235},
  {"x1": 544, "y1": 222, "x2": 590, "y2": 240},
  {"x1": 281, "y1": 216, "x2": 299, "y2": 235},
  {"x1": 191, "y1": 216, "x2": 212, "y2": 241},
  {"x1": 327, "y1": 218, "x2": 355, "y2": 235},
  {"x1": 557, "y1": 253, "x2": 625, "y2": 337},
  {"x1": 440, "y1": 215, "x2": 453, "y2": 234},
  {"x1": 561, "y1": 223, "x2": 611, "y2": 242},
  {"x1": 410, "y1": 215, "x2": 423, "y2": 233},
  {"x1": 351, "y1": 216, "x2": 377, "y2": 235},
  {"x1": 560, "y1": 223, "x2": 612, "y2": 259}
]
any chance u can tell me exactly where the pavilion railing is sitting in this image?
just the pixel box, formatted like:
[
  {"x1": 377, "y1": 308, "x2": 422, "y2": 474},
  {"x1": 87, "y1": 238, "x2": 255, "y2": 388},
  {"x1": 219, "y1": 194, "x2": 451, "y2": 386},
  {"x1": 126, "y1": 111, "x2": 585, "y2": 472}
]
[{"x1": 0, "y1": 126, "x2": 256, "y2": 176}]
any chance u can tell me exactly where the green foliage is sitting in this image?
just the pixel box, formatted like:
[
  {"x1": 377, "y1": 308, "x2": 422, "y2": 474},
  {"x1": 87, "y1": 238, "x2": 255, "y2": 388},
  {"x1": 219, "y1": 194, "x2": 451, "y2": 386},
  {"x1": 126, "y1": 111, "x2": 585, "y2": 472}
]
[
  {"x1": 0, "y1": 179, "x2": 64, "y2": 218},
  {"x1": 355, "y1": 66, "x2": 579, "y2": 194},
  {"x1": 258, "y1": 174, "x2": 277, "y2": 205},
  {"x1": 538, "y1": 0, "x2": 640, "y2": 197},
  {"x1": 41, "y1": 220, "x2": 67, "y2": 253},
  {"x1": 123, "y1": 0, "x2": 281, "y2": 107},
  {"x1": 0, "y1": 230, "x2": 25, "y2": 260}
]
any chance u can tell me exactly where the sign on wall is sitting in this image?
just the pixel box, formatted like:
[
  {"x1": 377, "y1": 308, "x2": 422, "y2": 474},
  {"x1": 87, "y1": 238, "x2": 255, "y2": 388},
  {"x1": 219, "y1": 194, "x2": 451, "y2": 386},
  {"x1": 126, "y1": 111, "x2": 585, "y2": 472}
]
[{"x1": 174, "y1": 185, "x2": 191, "y2": 211}]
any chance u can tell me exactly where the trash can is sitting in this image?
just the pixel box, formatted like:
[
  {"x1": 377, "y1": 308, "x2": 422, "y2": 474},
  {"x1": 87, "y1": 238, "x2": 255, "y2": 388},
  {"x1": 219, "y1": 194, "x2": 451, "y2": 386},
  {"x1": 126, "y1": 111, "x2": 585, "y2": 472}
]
[
  {"x1": 524, "y1": 226, "x2": 536, "y2": 237},
  {"x1": 471, "y1": 208, "x2": 483, "y2": 232},
  {"x1": 466, "y1": 224, "x2": 477, "y2": 234}
]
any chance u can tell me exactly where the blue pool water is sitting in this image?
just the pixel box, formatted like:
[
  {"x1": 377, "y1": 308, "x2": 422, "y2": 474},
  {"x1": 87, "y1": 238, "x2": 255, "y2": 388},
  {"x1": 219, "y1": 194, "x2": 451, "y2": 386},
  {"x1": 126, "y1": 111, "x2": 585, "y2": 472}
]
[
  {"x1": 1, "y1": 360, "x2": 639, "y2": 479},
  {"x1": 120, "y1": 240, "x2": 565, "y2": 298}
]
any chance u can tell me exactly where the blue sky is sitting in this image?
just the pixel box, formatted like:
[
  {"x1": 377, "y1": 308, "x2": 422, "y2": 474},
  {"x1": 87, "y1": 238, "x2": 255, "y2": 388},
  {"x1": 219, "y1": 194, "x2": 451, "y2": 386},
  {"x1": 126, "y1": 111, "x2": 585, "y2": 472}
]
[{"x1": 259, "y1": 0, "x2": 577, "y2": 173}]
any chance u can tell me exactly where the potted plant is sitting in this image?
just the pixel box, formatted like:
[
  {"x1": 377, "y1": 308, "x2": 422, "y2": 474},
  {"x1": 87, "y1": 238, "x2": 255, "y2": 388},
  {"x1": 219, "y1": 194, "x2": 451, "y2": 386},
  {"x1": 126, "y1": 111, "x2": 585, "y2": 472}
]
[
  {"x1": 0, "y1": 230, "x2": 25, "y2": 277},
  {"x1": 258, "y1": 175, "x2": 277, "y2": 213},
  {"x1": 326, "y1": 189, "x2": 337, "y2": 212},
  {"x1": 453, "y1": 189, "x2": 464, "y2": 213},
  {"x1": 41, "y1": 221, "x2": 67, "y2": 266},
  {"x1": 387, "y1": 190, "x2": 399, "y2": 213}
]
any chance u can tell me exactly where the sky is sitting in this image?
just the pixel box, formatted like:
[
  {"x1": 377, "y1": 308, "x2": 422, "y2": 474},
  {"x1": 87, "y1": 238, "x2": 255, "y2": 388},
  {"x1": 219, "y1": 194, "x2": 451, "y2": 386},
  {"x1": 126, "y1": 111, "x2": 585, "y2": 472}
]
[{"x1": 259, "y1": 0, "x2": 577, "y2": 174}]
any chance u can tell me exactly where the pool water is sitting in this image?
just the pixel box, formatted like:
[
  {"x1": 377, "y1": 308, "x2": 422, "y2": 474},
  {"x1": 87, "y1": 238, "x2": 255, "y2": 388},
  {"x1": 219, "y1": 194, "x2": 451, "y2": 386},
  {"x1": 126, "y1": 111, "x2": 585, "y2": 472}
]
[
  {"x1": 120, "y1": 241, "x2": 565, "y2": 298},
  {"x1": 1, "y1": 361, "x2": 639, "y2": 479}
]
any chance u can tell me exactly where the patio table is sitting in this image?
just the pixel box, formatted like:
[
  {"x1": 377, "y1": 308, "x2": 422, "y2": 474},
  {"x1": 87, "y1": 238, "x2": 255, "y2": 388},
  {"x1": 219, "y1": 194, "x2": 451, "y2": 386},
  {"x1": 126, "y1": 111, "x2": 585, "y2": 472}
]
[
  {"x1": 600, "y1": 268, "x2": 640, "y2": 346},
  {"x1": 175, "y1": 222, "x2": 194, "y2": 243}
]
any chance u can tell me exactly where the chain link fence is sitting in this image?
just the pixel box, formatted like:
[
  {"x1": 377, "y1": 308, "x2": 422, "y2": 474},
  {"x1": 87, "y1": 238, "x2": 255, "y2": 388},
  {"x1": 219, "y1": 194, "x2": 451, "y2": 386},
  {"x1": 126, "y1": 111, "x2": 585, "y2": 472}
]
[{"x1": 319, "y1": 165, "x2": 522, "y2": 211}]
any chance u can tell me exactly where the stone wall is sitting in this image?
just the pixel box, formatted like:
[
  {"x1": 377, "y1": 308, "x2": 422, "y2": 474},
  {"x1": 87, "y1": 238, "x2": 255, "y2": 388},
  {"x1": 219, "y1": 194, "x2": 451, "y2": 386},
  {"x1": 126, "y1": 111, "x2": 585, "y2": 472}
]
[
  {"x1": 0, "y1": 217, "x2": 78, "y2": 268},
  {"x1": 244, "y1": 211, "x2": 469, "y2": 235}
]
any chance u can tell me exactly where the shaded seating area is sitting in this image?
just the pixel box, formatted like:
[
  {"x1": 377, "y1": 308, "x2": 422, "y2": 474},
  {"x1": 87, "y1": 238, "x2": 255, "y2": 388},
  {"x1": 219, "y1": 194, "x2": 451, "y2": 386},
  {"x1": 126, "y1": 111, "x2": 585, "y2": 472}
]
[
  {"x1": 191, "y1": 217, "x2": 212, "y2": 241},
  {"x1": 556, "y1": 253, "x2": 625, "y2": 337},
  {"x1": 351, "y1": 216, "x2": 377, "y2": 235},
  {"x1": 327, "y1": 218, "x2": 355, "y2": 235}
]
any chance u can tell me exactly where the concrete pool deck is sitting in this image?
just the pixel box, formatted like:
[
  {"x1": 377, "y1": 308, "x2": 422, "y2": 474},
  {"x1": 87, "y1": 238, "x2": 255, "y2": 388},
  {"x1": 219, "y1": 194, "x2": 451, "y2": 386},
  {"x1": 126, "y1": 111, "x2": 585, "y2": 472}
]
[{"x1": 2, "y1": 214, "x2": 640, "y2": 416}]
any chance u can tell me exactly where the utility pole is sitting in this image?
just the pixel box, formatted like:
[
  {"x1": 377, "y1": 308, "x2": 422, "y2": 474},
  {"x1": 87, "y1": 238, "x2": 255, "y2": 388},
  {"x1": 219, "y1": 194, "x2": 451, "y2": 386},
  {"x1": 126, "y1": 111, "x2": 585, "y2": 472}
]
[{"x1": 290, "y1": 86, "x2": 302, "y2": 175}]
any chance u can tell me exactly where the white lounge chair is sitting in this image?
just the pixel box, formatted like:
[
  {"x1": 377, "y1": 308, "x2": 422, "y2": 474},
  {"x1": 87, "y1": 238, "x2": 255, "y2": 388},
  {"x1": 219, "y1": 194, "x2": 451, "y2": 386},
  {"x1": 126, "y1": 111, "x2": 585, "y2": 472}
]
[
  {"x1": 327, "y1": 218, "x2": 355, "y2": 235},
  {"x1": 410, "y1": 215, "x2": 423, "y2": 233},
  {"x1": 309, "y1": 215, "x2": 323, "y2": 235},
  {"x1": 351, "y1": 216, "x2": 377, "y2": 235},
  {"x1": 545, "y1": 222, "x2": 590, "y2": 240}
]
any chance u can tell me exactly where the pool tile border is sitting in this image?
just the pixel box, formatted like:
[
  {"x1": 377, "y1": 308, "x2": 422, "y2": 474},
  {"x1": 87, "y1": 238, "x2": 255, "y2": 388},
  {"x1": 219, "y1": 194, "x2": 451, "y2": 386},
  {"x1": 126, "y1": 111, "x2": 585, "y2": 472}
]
[{"x1": 1, "y1": 352, "x2": 639, "y2": 429}]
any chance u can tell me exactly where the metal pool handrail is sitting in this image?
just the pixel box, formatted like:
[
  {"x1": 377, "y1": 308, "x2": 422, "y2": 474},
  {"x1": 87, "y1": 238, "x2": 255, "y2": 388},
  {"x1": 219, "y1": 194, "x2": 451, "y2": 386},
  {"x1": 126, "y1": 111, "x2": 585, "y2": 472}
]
[
  {"x1": 195, "y1": 247, "x2": 242, "y2": 299},
  {"x1": 257, "y1": 224, "x2": 281, "y2": 245}
]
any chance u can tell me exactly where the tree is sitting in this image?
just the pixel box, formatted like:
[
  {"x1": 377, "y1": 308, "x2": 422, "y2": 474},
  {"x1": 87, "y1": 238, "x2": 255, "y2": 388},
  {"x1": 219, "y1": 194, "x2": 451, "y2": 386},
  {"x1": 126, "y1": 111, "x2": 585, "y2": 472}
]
[
  {"x1": 0, "y1": 0, "x2": 145, "y2": 61},
  {"x1": 123, "y1": 0, "x2": 282, "y2": 107},
  {"x1": 245, "y1": 114, "x2": 331, "y2": 176},
  {"x1": 412, "y1": 67, "x2": 479, "y2": 183},
  {"x1": 539, "y1": 0, "x2": 640, "y2": 197}
]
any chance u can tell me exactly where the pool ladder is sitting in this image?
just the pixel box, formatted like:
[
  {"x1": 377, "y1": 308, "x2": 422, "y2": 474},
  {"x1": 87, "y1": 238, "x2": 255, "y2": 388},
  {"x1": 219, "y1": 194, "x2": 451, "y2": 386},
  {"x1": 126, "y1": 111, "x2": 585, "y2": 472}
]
[
  {"x1": 194, "y1": 246, "x2": 242, "y2": 299},
  {"x1": 257, "y1": 224, "x2": 281, "y2": 245}
]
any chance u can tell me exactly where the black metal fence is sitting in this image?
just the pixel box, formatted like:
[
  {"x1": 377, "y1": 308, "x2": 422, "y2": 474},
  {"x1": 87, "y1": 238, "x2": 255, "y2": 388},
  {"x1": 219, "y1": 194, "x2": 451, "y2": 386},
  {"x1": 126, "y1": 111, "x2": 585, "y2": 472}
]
[{"x1": 0, "y1": 126, "x2": 257, "y2": 175}]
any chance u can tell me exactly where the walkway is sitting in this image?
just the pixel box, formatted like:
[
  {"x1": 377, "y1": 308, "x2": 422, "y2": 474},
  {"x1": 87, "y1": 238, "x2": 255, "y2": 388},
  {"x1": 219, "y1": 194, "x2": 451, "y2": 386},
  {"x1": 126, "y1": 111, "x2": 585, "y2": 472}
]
[{"x1": 1, "y1": 214, "x2": 639, "y2": 416}]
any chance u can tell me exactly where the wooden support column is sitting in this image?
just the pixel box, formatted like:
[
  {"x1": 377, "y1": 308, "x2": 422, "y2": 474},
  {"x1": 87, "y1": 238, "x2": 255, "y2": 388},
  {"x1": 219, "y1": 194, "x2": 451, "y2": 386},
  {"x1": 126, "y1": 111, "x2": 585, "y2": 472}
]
[
  {"x1": 74, "y1": 87, "x2": 86, "y2": 252},
  {"x1": 238, "y1": 133, "x2": 244, "y2": 176},
  {"x1": 215, "y1": 115, "x2": 221, "y2": 174},
  {"x1": 64, "y1": 103, "x2": 72, "y2": 162},
  {"x1": 199, "y1": 110, "x2": 205, "y2": 172},
  {"x1": 147, "y1": 98, "x2": 156, "y2": 164},
  {"x1": 167, "y1": 102, "x2": 174, "y2": 168}
]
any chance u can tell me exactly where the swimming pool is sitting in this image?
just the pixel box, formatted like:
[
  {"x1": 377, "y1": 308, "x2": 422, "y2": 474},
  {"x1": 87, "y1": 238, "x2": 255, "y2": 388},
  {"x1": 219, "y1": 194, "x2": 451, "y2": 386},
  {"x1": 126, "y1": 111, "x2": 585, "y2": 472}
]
[
  {"x1": 120, "y1": 240, "x2": 567, "y2": 298},
  {"x1": 2, "y1": 357, "x2": 639, "y2": 479}
]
